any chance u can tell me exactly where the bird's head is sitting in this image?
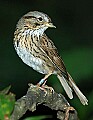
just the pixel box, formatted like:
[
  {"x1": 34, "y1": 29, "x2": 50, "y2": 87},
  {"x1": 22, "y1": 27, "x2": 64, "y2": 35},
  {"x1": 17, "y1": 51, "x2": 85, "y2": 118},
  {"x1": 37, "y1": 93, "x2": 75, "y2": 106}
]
[{"x1": 17, "y1": 11, "x2": 56, "y2": 31}]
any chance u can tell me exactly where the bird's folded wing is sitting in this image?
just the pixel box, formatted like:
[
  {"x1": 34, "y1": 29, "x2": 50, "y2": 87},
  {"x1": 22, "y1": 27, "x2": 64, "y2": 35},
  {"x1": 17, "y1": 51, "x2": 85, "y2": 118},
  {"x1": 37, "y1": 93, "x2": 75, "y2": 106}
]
[{"x1": 39, "y1": 34, "x2": 68, "y2": 79}]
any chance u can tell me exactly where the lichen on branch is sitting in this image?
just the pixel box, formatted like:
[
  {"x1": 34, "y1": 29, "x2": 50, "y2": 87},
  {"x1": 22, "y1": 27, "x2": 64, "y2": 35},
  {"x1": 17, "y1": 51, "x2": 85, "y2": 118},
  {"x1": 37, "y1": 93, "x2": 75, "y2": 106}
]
[{"x1": 10, "y1": 84, "x2": 78, "y2": 120}]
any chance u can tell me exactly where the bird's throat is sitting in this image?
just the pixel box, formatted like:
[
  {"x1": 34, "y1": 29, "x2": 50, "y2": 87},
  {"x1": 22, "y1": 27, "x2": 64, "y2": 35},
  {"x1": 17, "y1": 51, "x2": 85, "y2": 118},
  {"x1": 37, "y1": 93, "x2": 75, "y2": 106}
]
[{"x1": 23, "y1": 27, "x2": 48, "y2": 40}]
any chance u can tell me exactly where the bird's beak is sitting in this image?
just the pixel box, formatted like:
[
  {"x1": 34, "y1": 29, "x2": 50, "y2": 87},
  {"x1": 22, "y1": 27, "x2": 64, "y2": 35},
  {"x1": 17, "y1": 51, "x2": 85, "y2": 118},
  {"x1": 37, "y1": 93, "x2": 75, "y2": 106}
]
[{"x1": 45, "y1": 22, "x2": 56, "y2": 28}]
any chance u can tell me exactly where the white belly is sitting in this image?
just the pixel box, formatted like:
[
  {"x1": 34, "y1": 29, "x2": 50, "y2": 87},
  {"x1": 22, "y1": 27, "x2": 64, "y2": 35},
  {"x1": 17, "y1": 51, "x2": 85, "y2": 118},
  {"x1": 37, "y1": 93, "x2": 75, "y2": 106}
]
[{"x1": 14, "y1": 44, "x2": 48, "y2": 74}]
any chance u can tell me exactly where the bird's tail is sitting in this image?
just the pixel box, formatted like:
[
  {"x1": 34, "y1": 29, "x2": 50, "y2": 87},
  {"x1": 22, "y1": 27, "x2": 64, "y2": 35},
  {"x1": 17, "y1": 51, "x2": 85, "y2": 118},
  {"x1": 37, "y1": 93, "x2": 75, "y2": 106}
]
[
  {"x1": 57, "y1": 75, "x2": 73, "y2": 99},
  {"x1": 57, "y1": 74, "x2": 88, "y2": 105},
  {"x1": 68, "y1": 73, "x2": 88, "y2": 105}
]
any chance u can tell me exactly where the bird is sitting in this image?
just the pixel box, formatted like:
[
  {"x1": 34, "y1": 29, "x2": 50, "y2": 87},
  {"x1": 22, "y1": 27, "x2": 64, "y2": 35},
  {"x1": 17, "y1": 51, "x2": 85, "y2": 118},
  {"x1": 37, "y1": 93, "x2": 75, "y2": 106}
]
[{"x1": 13, "y1": 11, "x2": 88, "y2": 105}]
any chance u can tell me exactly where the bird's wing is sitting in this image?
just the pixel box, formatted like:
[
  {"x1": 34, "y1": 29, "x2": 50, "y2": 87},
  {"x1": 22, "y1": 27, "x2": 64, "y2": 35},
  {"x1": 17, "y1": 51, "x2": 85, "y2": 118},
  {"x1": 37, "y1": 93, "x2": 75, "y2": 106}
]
[
  {"x1": 39, "y1": 34, "x2": 68, "y2": 79},
  {"x1": 40, "y1": 34, "x2": 74, "y2": 100}
]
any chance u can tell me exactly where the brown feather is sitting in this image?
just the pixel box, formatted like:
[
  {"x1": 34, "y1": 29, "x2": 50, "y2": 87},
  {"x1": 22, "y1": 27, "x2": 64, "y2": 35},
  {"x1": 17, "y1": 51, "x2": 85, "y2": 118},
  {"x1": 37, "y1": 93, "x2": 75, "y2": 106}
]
[{"x1": 40, "y1": 34, "x2": 68, "y2": 79}]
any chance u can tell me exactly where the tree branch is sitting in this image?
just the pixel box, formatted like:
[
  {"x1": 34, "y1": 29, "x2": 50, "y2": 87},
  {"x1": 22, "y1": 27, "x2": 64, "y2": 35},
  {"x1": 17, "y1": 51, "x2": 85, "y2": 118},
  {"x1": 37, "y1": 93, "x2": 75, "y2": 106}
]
[{"x1": 10, "y1": 84, "x2": 79, "y2": 120}]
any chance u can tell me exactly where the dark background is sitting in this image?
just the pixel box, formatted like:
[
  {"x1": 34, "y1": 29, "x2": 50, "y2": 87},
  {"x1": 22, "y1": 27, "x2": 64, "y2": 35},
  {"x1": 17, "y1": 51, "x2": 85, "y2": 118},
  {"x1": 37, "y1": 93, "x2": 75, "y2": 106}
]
[{"x1": 0, "y1": 0, "x2": 93, "y2": 120}]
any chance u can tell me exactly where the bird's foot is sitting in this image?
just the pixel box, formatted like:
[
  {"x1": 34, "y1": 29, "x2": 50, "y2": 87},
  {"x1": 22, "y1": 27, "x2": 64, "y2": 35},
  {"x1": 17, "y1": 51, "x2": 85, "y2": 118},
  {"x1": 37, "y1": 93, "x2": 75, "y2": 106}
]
[
  {"x1": 37, "y1": 83, "x2": 54, "y2": 95},
  {"x1": 41, "y1": 85, "x2": 54, "y2": 93},
  {"x1": 64, "y1": 106, "x2": 75, "y2": 120}
]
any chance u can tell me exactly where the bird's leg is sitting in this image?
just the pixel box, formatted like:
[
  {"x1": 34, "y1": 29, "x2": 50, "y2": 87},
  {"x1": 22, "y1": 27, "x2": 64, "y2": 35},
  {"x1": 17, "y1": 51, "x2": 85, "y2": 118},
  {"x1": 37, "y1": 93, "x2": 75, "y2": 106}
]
[
  {"x1": 37, "y1": 72, "x2": 54, "y2": 92},
  {"x1": 37, "y1": 72, "x2": 52, "y2": 86},
  {"x1": 64, "y1": 107, "x2": 75, "y2": 120},
  {"x1": 42, "y1": 79, "x2": 47, "y2": 86}
]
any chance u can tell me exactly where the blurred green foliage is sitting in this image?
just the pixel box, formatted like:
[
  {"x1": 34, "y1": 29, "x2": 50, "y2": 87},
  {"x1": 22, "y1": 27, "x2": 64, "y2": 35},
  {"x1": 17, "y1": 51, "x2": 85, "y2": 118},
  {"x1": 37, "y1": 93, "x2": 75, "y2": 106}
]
[
  {"x1": 0, "y1": 0, "x2": 93, "y2": 120},
  {"x1": 24, "y1": 115, "x2": 52, "y2": 120},
  {"x1": 0, "y1": 86, "x2": 15, "y2": 120}
]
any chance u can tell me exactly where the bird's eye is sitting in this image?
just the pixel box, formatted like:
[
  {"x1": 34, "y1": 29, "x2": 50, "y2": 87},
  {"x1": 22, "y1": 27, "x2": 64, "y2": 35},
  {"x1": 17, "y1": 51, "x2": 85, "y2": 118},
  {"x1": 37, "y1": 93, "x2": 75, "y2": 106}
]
[{"x1": 38, "y1": 17, "x2": 43, "y2": 21}]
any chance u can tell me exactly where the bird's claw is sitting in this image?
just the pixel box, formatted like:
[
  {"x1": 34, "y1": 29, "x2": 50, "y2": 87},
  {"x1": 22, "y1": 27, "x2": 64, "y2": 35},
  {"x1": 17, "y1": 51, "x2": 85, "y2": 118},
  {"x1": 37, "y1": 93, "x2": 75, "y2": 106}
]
[
  {"x1": 64, "y1": 106, "x2": 75, "y2": 120},
  {"x1": 37, "y1": 84, "x2": 54, "y2": 96}
]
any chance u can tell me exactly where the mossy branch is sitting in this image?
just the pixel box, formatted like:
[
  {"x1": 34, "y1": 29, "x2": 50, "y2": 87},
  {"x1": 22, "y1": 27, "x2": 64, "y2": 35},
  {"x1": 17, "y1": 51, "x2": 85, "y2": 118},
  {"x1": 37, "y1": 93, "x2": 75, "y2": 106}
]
[{"x1": 10, "y1": 84, "x2": 79, "y2": 120}]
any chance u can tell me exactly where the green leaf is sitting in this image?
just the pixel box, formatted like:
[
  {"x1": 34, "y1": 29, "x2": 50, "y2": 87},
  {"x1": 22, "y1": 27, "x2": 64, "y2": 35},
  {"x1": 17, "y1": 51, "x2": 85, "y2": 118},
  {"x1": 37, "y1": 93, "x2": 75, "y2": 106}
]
[
  {"x1": 24, "y1": 115, "x2": 52, "y2": 120},
  {"x1": 0, "y1": 92, "x2": 15, "y2": 120},
  {"x1": 0, "y1": 86, "x2": 11, "y2": 95}
]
